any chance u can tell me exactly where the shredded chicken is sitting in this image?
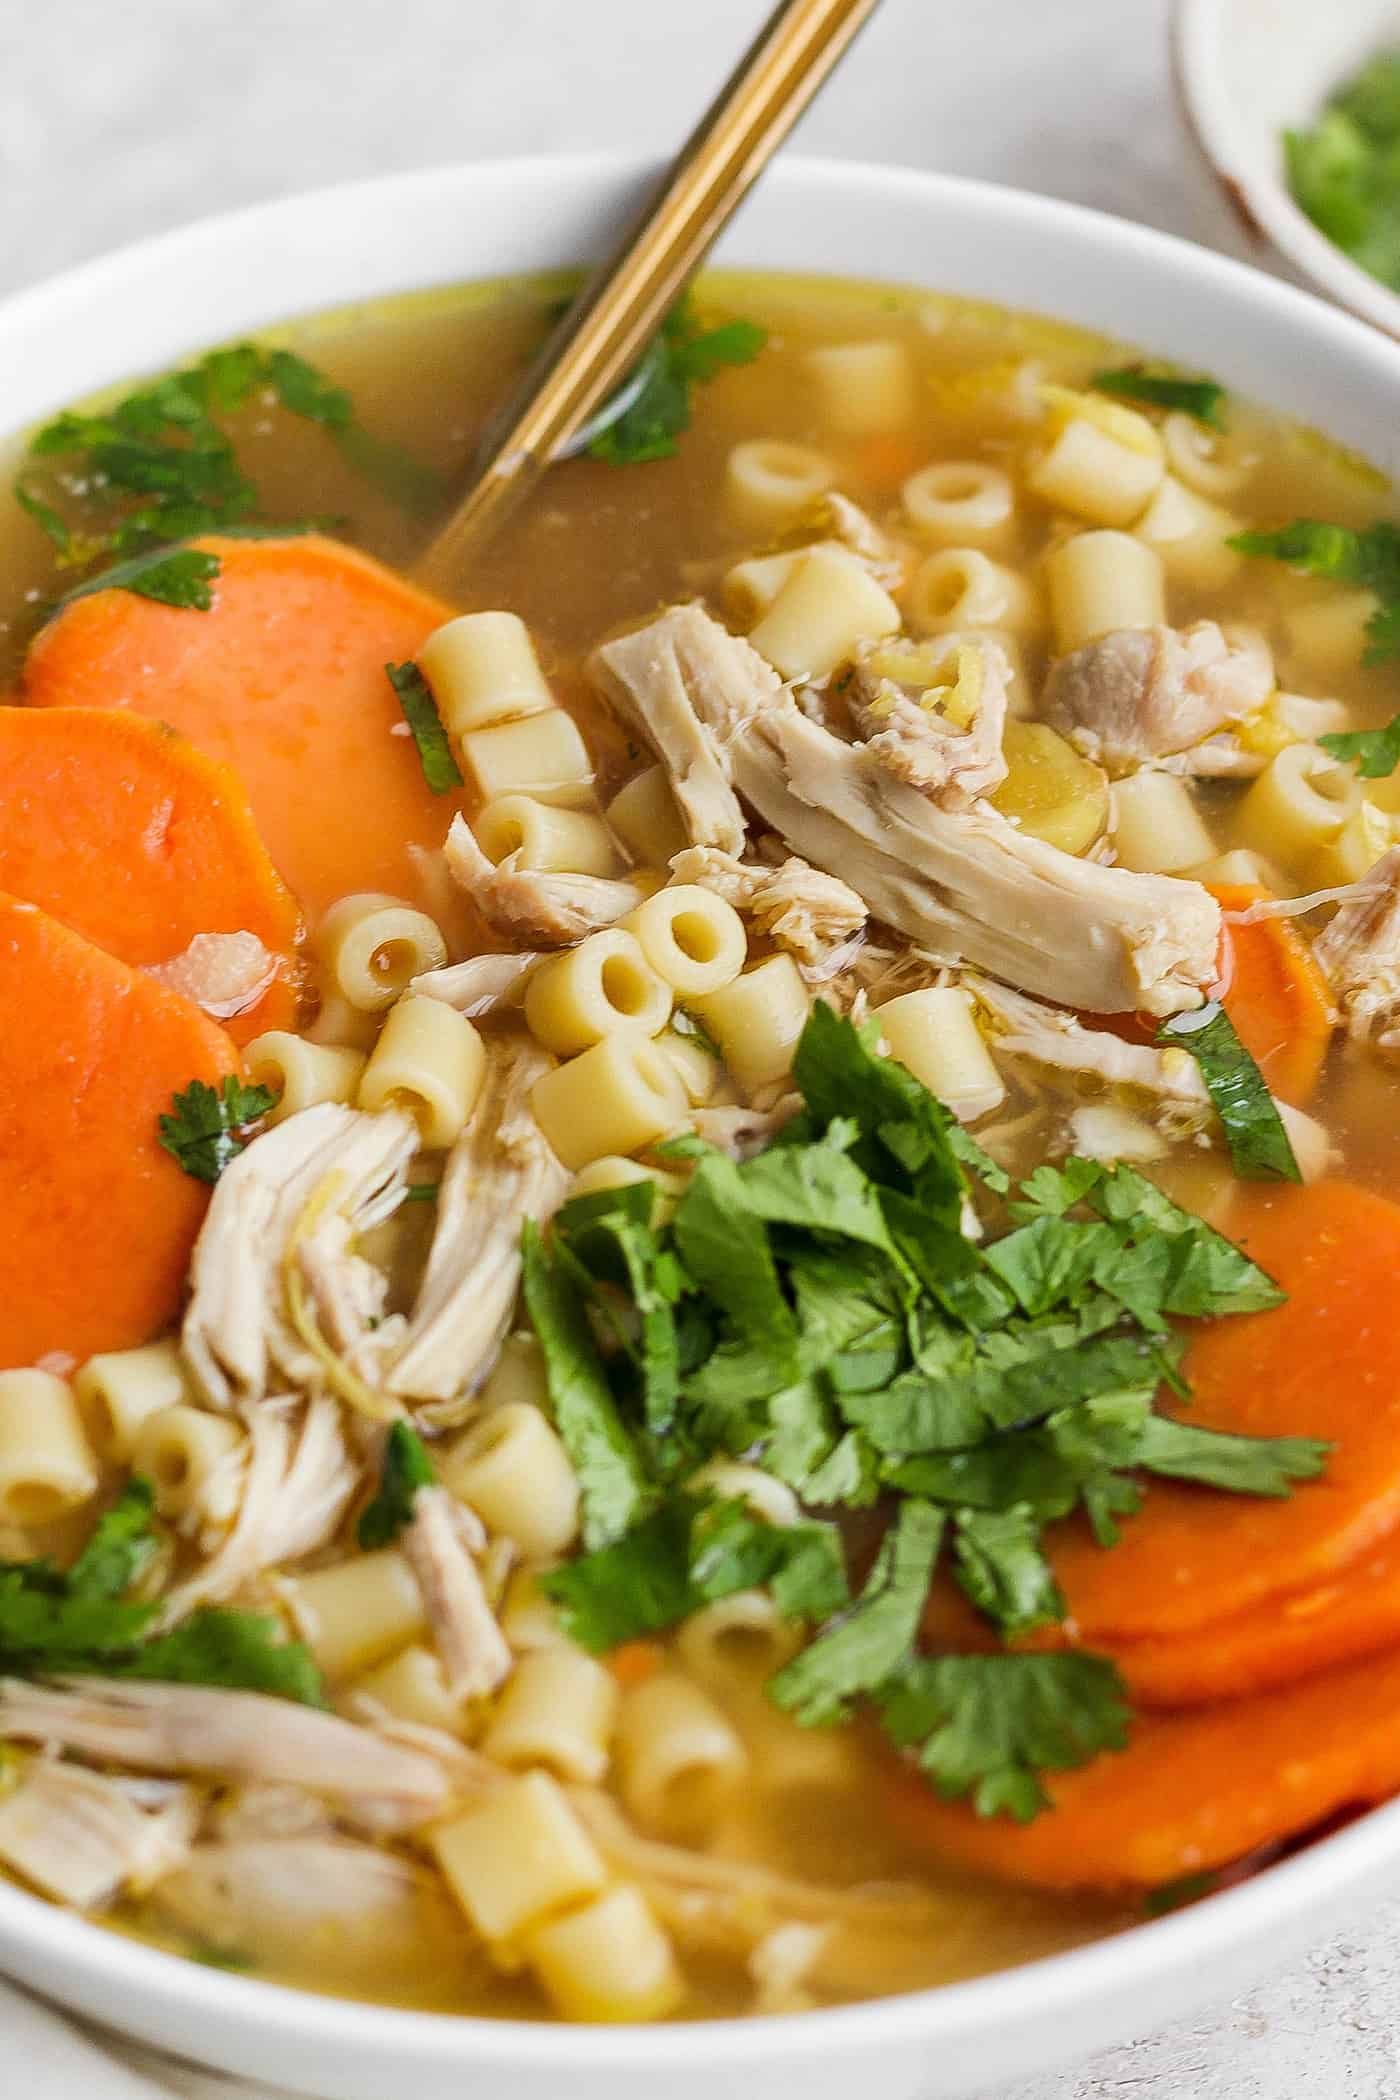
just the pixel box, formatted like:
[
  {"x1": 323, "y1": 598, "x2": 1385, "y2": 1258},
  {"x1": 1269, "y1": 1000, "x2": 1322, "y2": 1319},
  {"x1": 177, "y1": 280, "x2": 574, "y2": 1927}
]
[
  {"x1": 1041, "y1": 621, "x2": 1273, "y2": 776},
  {"x1": 182, "y1": 1103, "x2": 417, "y2": 1413},
  {"x1": 443, "y1": 815, "x2": 646, "y2": 946},
  {"x1": 0, "y1": 1680, "x2": 450, "y2": 1830},
  {"x1": 383, "y1": 1039, "x2": 567, "y2": 1408},
  {"x1": 820, "y1": 493, "x2": 908, "y2": 591},
  {"x1": 151, "y1": 1837, "x2": 465, "y2": 1980},
  {"x1": 0, "y1": 1759, "x2": 199, "y2": 1909},
  {"x1": 409, "y1": 949, "x2": 541, "y2": 1015},
  {"x1": 966, "y1": 975, "x2": 1212, "y2": 1131},
  {"x1": 589, "y1": 619, "x2": 750, "y2": 855},
  {"x1": 690, "y1": 1094, "x2": 803, "y2": 1159},
  {"x1": 748, "y1": 1921, "x2": 833, "y2": 2016},
  {"x1": 598, "y1": 605, "x2": 1218, "y2": 1015},
  {"x1": 159, "y1": 1395, "x2": 357, "y2": 1624},
  {"x1": 669, "y1": 844, "x2": 867, "y2": 967},
  {"x1": 849, "y1": 637, "x2": 1011, "y2": 808},
  {"x1": 1313, "y1": 847, "x2": 1400, "y2": 1054},
  {"x1": 145, "y1": 931, "x2": 280, "y2": 1020},
  {"x1": 402, "y1": 1486, "x2": 513, "y2": 1703}
]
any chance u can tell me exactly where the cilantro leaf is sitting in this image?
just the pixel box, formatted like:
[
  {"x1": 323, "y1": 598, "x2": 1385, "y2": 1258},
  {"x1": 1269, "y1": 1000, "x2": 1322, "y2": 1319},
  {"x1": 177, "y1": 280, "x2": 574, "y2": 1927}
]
[
  {"x1": 157, "y1": 1076, "x2": 276, "y2": 1185},
  {"x1": 952, "y1": 1506, "x2": 1065, "y2": 1636},
  {"x1": 521, "y1": 1219, "x2": 650, "y2": 1547},
  {"x1": 672, "y1": 1150, "x2": 799, "y2": 1402},
  {"x1": 357, "y1": 1422, "x2": 437, "y2": 1549},
  {"x1": 553, "y1": 1182, "x2": 681, "y2": 1435},
  {"x1": 67, "y1": 1479, "x2": 161, "y2": 1599},
  {"x1": 386, "y1": 661, "x2": 463, "y2": 794},
  {"x1": 543, "y1": 1494, "x2": 847, "y2": 1653},
  {"x1": 878, "y1": 1652, "x2": 1131, "y2": 1820},
  {"x1": 1090, "y1": 366, "x2": 1226, "y2": 429},
  {"x1": 1319, "y1": 710, "x2": 1400, "y2": 779},
  {"x1": 671, "y1": 1008, "x2": 723, "y2": 1061},
  {"x1": 55, "y1": 544, "x2": 223, "y2": 611},
  {"x1": 0, "y1": 1572, "x2": 156, "y2": 1668},
  {"x1": 1229, "y1": 519, "x2": 1400, "y2": 664},
  {"x1": 587, "y1": 303, "x2": 766, "y2": 467},
  {"x1": 1134, "y1": 1413, "x2": 1329, "y2": 1496},
  {"x1": 769, "y1": 1500, "x2": 943, "y2": 1725},
  {"x1": 793, "y1": 1005, "x2": 965, "y2": 1227},
  {"x1": 118, "y1": 1609, "x2": 327, "y2": 1706},
  {"x1": 1157, "y1": 1002, "x2": 1301, "y2": 1183}
]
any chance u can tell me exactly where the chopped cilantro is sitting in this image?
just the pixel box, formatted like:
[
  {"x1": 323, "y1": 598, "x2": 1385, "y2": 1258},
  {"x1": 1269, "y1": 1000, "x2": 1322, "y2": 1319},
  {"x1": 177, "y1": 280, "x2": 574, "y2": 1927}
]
[
  {"x1": 1319, "y1": 709, "x2": 1400, "y2": 779},
  {"x1": 1229, "y1": 519, "x2": 1400, "y2": 666},
  {"x1": 542, "y1": 1494, "x2": 846, "y2": 1653},
  {"x1": 0, "y1": 1483, "x2": 324, "y2": 1704},
  {"x1": 1285, "y1": 55, "x2": 1400, "y2": 294},
  {"x1": 1090, "y1": 366, "x2": 1226, "y2": 428},
  {"x1": 521, "y1": 1007, "x2": 1323, "y2": 1821},
  {"x1": 878, "y1": 1653, "x2": 1132, "y2": 1821},
  {"x1": 671, "y1": 1007, "x2": 724, "y2": 1061},
  {"x1": 769, "y1": 1499, "x2": 943, "y2": 1725},
  {"x1": 157, "y1": 1076, "x2": 276, "y2": 1185},
  {"x1": 385, "y1": 661, "x2": 464, "y2": 793},
  {"x1": 521, "y1": 1219, "x2": 651, "y2": 1547},
  {"x1": 357, "y1": 1422, "x2": 437, "y2": 1549},
  {"x1": 1157, "y1": 1002, "x2": 1301, "y2": 1183},
  {"x1": 587, "y1": 301, "x2": 767, "y2": 467},
  {"x1": 403, "y1": 1181, "x2": 441, "y2": 1204}
]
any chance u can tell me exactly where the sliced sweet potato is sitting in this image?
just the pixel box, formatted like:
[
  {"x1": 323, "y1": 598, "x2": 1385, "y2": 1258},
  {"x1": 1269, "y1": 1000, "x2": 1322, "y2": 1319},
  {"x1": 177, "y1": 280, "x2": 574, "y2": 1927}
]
[
  {"x1": 1211, "y1": 882, "x2": 1335, "y2": 1106},
  {"x1": 0, "y1": 706, "x2": 300, "y2": 1043},
  {"x1": 883, "y1": 1641, "x2": 1400, "y2": 1891},
  {"x1": 1049, "y1": 1182, "x2": 1400, "y2": 1641},
  {"x1": 0, "y1": 893, "x2": 238, "y2": 1369},
  {"x1": 22, "y1": 535, "x2": 464, "y2": 921}
]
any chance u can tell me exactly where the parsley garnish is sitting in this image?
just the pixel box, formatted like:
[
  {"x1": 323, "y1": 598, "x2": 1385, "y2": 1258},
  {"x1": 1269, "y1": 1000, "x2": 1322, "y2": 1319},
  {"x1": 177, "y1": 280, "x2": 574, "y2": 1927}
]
[
  {"x1": 1157, "y1": 1002, "x2": 1301, "y2": 1183},
  {"x1": 586, "y1": 301, "x2": 767, "y2": 467},
  {"x1": 523, "y1": 1009, "x2": 1325, "y2": 1819},
  {"x1": 157, "y1": 1076, "x2": 276, "y2": 1186},
  {"x1": 0, "y1": 1479, "x2": 324, "y2": 1704},
  {"x1": 386, "y1": 661, "x2": 464, "y2": 794},
  {"x1": 1229, "y1": 518, "x2": 1400, "y2": 666},
  {"x1": 1319, "y1": 709, "x2": 1400, "y2": 779},
  {"x1": 357, "y1": 1422, "x2": 437, "y2": 1548},
  {"x1": 1090, "y1": 365, "x2": 1226, "y2": 429}
]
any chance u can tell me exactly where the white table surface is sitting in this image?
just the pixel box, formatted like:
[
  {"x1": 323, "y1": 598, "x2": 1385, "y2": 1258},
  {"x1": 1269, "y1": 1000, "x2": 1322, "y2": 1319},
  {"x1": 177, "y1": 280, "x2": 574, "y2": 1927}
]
[{"x1": 2, "y1": 0, "x2": 1399, "y2": 2093}]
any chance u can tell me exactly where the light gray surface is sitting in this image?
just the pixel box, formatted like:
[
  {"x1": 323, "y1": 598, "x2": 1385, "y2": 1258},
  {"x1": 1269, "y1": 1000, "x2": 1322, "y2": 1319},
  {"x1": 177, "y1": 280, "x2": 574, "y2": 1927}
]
[{"x1": 1, "y1": 0, "x2": 1397, "y2": 2093}]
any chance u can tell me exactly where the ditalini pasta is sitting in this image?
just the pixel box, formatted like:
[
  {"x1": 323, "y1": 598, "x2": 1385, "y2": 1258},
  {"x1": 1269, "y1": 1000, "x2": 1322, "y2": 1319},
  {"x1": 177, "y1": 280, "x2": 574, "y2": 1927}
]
[{"x1": 7, "y1": 260, "x2": 1400, "y2": 2033}]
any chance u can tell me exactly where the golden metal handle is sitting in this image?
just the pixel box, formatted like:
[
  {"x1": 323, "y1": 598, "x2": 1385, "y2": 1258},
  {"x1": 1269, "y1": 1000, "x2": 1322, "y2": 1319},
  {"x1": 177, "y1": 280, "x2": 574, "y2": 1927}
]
[{"x1": 422, "y1": 0, "x2": 882, "y2": 588}]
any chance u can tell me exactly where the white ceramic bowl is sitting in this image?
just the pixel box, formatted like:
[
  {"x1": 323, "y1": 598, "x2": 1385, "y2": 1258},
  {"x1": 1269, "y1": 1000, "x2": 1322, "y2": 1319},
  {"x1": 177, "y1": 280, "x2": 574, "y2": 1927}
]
[
  {"x1": 1175, "y1": 0, "x2": 1400, "y2": 335},
  {"x1": 4, "y1": 153, "x2": 1400, "y2": 2100}
]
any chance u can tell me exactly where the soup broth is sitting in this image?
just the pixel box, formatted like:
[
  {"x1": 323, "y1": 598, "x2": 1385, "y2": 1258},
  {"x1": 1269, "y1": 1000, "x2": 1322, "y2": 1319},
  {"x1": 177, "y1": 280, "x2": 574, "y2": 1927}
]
[{"x1": 1, "y1": 270, "x2": 1399, "y2": 2024}]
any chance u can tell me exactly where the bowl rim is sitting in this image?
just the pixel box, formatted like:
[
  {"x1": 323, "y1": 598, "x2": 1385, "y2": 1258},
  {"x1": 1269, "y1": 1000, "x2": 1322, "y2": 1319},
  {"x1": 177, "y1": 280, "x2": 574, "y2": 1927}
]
[
  {"x1": 1172, "y1": 0, "x2": 1400, "y2": 339},
  {"x1": 3, "y1": 146, "x2": 1400, "y2": 2080}
]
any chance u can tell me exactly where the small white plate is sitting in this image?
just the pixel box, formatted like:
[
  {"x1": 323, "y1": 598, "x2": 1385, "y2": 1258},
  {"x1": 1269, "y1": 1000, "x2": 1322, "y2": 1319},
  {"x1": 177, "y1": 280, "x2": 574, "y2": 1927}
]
[{"x1": 1175, "y1": 0, "x2": 1400, "y2": 335}]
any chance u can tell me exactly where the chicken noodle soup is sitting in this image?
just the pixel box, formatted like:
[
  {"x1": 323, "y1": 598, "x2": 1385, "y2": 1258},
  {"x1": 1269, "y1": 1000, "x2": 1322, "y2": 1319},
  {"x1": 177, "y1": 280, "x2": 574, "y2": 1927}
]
[{"x1": 3, "y1": 270, "x2": 1400, "y2": 2021}]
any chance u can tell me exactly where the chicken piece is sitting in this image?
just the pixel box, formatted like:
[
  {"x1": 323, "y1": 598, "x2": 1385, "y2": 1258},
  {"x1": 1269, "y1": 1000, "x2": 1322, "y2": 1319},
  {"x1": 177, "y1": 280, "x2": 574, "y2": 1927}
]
[
  {"x1": 384, "y1": 1039, "x2": 568, "y2": 1408},
  {"x1": 0, "y1": 1759, "x2": 199, "y2": 1909},
  {"x1": 690, "y1": 1094, "x2": 802, "y2": 1159},
  {"x1": 669, "y1": 844, "x2": 867, "y2": 967},
  {"x1": 151, "y1": 1837, "x2": 466, "y2": 1983},
  {"x1": 402, "y1": 1486, "x2": 513, "y2": 1702},
  {"x1": 589, "y1": 619, "x2": 750, "y2": 855},
  {"x1": 160, "y1": 1395, "x2": 358, "y2": 1624},
  {"x1": 849, "y1": 637, "x2": 1011, "y2": 808},
  {"x1": 965, "y1": 974, "x2": 1212, "y2": 1132},
  {"x1": 606, "y1": 606, "x2": 1219, "y2": 1016},
  {"x1": 409, "y1": 949, "x2": 541, "y2": 1016},
  {"x1": 1041, "y1": 622, "x2": 1273, "y2": 776},
  {"x1": 182, "y1": 1103, "x2": 418, "y2": 1413},
  {"x1": 0, "y1": 1680, "x2": 449, "y2": 1830},
  {"x1": 443, "y1": 815, "x2": 645, "y2": 947},
  {"x1": 145, "y1": 931, "x2": 278, "y2": 1021},
  {"x1": 1313, "y1": 847, "x2": 1400, "y2": 1053},
  {"x1": 820, "y1": 493, "x2": 908, "y2": 592}
]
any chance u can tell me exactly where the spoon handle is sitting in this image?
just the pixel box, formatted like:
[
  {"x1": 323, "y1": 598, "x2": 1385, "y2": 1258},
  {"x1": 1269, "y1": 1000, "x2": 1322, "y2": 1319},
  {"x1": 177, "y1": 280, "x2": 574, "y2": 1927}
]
[{"x1": 422, "y1": 0, "x2": 882, "y2": 586}]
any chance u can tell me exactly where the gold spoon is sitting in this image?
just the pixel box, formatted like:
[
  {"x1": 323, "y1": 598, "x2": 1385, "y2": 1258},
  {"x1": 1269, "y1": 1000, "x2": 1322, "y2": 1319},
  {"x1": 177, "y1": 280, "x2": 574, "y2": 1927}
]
[{"x1": 422, "y1": 0, "x2": 882, "y2": 588}]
